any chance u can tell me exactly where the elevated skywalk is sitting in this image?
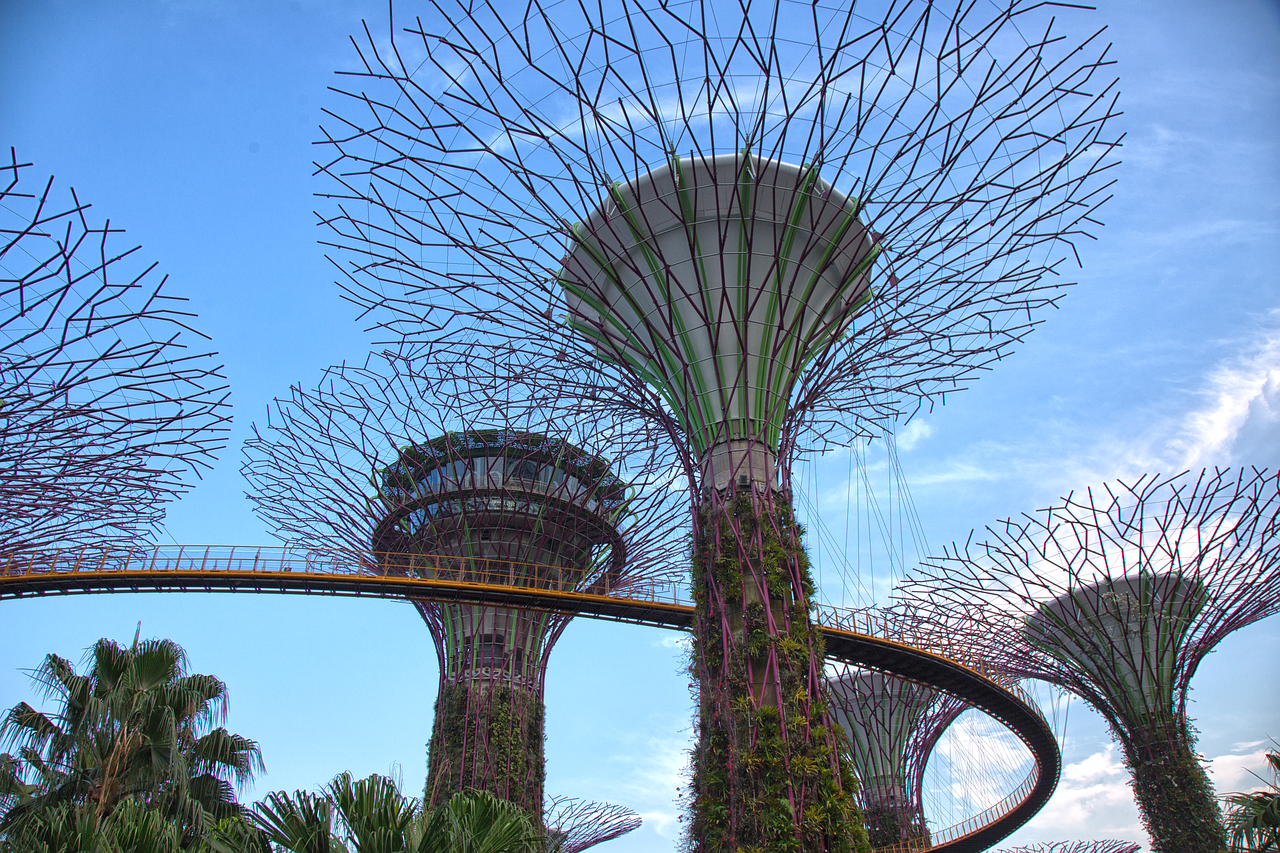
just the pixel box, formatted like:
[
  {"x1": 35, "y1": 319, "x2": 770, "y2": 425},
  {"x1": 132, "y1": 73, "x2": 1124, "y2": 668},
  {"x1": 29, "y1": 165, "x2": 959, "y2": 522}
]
[{"x1": 0, "y1": 546, "x2": 1058, "y2": 852}]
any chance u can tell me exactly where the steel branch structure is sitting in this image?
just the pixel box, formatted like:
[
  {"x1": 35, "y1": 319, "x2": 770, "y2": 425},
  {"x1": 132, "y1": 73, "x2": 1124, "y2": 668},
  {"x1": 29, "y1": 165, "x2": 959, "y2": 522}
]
[
  {"x1": 545, "y1": 796, "x2": 645, "y2": 853},
  {"x1": 897, "y1": 468, "x2": 1280, "y2": 853},
  {"x1": 995, "y1": 844, "x2": 1141, "y2": 853},
  {"x1": 0, "y1": 150, "x2": 230, "y2": 555},
  {"x1": 0, "y1": 544, "x2": 1061, "y2": 853},
  {"x1": 242, "y1": 354, "x2": 683, "y2": 845},
  {"x1": 314, "y1": 1, "x2": 1119, "y2": 849},
  {"x1": 827, "y1": 608, "x2": 967, "y2": 848}
]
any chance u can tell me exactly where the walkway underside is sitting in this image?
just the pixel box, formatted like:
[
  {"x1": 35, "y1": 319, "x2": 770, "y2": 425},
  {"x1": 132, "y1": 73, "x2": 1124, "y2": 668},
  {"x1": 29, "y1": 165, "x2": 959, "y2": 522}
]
[{"x1": 0, "y1": 546, "x2": 1060, "y2": 852}]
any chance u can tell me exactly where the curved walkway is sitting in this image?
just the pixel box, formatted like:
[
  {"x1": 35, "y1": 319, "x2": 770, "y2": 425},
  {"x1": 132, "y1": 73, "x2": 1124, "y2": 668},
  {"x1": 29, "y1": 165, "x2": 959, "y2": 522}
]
[{"x1": 0, "y1": 546, "x2": 1059, "y2": 851}]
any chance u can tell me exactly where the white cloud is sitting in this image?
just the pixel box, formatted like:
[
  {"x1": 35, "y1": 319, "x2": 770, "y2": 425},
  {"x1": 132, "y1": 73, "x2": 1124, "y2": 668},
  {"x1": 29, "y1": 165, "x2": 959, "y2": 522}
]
[
  {"x1": 553, "y1": 717, "x2": 693, "y2": 845},
  {"x1": 605, "y1": 734, "x2": 691, "y2": 840},
  {"x1": 1208, "y1": 741, "x2": 1277, "y2": 794},
  {"x1": 903, "y1": 315, "x2": 1280, "y2": 500},
  {"x1": 1120, "y1": 124, "x2": 1199, "y2": 171},
  {"x1": 898, "y1": 420, "x2": 935, "y2": 451},
  {"x1": 1172, "y1": 318, "x2": 1280, "y2": 470},
  {"x1": 1004, "y1": 746, "x2": 1146, "y2": 844}
]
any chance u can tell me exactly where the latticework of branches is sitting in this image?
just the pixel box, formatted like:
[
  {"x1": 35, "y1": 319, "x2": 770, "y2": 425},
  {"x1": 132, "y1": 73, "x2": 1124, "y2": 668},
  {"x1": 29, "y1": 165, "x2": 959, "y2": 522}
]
[
  {"x1": 545, "y1": 796, "x2": 643, "y2": 853},
  {"x1": 0, "y1": 149, "x2": 230, "y2": 555},
  {"x1": 316, "y1": 0, "x2": 1120, "y2": 480},
  {"x1": 310, "y1": 2, "x2": 1121, "y2": 849},
  {"x1": 897, "y1": 467, "x2": 1280, "y2": 852},
  {"x1": 243, "y1": 350, "x2": 685, "y2": 590},
  {"x1": 242, "y1": 350, "x2": 685, "y2": 821},
  {"x1": 897, "y1": 468, "x2": 1280, "y2": 738}
]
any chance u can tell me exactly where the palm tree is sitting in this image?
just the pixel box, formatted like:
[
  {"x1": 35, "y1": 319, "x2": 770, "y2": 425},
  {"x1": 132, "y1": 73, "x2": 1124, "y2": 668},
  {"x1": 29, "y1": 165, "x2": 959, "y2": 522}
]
[
  {"x1": 254, "y1": 773, "x2": 542, "y2": 853},
  {"x1": 414, "y1": 789, "x2": 544, "y2": 853},
  {"x1": 1226, "y1": 748, "x2": 1280, "y2": 852},
  {"x1": 0, "y1": 637, "x2": 264, "y2": 845}
]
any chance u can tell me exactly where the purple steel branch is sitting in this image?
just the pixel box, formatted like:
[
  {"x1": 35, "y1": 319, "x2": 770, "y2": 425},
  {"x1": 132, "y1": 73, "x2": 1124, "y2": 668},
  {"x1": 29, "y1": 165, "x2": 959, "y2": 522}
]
[
  {"x1": 897, "y1": 468, "x2": 1280, "y2": 853},
  {"x1": 0, "y1": 149, "x2": 230, "y2": 556},
  {"x1": 311, "y1": 1, "x2": 1120, "y2": 849},
  {"x1": 546, "y1": 796, "x2": 645, "y2": 853}
]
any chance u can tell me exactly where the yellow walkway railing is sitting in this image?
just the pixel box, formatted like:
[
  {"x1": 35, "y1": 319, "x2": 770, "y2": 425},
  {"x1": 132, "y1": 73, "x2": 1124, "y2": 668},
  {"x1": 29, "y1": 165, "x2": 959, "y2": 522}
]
[{"x1": 0, "y1": 545, "x2": 1059, "y2": 852}]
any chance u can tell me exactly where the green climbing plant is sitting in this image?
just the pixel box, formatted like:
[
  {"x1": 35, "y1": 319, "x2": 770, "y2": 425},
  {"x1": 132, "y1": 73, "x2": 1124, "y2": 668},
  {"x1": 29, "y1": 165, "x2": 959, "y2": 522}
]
[{"x1": 685, "y1": 493, "x2": 869, "y2": 853}]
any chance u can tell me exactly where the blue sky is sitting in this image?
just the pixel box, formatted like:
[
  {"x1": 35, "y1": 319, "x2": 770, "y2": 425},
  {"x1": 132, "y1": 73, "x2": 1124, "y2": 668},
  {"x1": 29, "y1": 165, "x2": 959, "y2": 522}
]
[{"x1": 2, "y1": 0, "x2": 1278, "y2": 849}]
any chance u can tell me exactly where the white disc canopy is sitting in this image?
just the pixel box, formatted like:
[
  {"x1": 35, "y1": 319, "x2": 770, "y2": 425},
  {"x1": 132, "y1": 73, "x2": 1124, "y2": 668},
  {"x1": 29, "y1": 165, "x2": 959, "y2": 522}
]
[
  {"x1": 561, "y1": 152, "x2": 879, "y2": 490},
  {"x1": 1025, "y1": 572, "x2": 1210, "y2": 716}
]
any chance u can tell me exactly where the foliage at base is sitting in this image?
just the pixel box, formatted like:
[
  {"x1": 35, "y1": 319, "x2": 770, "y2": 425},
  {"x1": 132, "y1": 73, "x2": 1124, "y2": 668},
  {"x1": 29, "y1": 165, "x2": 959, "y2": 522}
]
[
  {"x1": 1123, "y1": 719, "x2": 1226, "y2": 853},
  {"x1": 426, "y1": 682, "x2": 546, "y2": 819},
  {"x1": 1224, "y1": 744, "x2": 1280, "y2": 852},
  {"x1": 861, "y1": 804, "x2": 926, "y2": 849},
  {"x1": 254, "y1": 774, "x2": 543, "y2": 853},
  {"x1": 0, "y1": 637, "x2": 262, "y2": 851},
  {"x1": 685, "y1": 493, "x2": 869, "y2": 853}
]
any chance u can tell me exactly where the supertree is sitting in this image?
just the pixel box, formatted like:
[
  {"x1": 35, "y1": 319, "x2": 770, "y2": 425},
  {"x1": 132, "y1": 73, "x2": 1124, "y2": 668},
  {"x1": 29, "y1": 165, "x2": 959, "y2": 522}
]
[
  {"x1": 242, "y1": 352, "x2": 681, "y2": 848},
  {"x1": 896, "y1": 468, "x2": 1280, "y2": 853},
  {"x1": 826, "y1": 610, "x2": 968, "y2": 848},
  {"x1": 314, "y1": 1, "x2": 1120, "y2": 848},
  {"x1": 0, "y1": 149, "x2": 230, "y2": 555},
  {"x1": 995, "y1": 844, "x2": 1141, "y2": 853}
]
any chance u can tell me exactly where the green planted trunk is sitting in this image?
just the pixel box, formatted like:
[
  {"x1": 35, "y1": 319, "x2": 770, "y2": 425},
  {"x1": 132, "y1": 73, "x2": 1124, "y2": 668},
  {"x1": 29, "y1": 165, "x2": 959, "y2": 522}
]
[
  {"x1": 686, "y1": 493, "x2": 868, "y2": 853},
  {"x1": 426, "y1": 682, "x2": 546, "y2": 821},
  {"x1": 1125, "y1": 719, "x2": 1226, "y2": 853},
  {"x1": 862, "y1": 804, "x2": 926, "y2": 849}
]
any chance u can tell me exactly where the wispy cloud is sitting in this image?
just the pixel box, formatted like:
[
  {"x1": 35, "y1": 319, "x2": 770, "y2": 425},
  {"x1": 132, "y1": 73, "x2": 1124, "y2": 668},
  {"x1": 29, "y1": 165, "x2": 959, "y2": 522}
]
[
  {"x1": 1004, "y1": 746, "x2": 1144, "y2": 843},
  {"x1": 1177, "y1": 323, "x2": 1280, "y2": 470},
  {"x1": 905, "y1": 314, "x2": 1280, "y2": 501},
  {"x1": 554, "y1": 716, "x2": 693, "y2": 844},
  {"x1": 898, "y1": 420, "x2": 935, "y2": 451},
  {"x1": 1208, "y1": 741, "x2": 1277, "y2": 794}
]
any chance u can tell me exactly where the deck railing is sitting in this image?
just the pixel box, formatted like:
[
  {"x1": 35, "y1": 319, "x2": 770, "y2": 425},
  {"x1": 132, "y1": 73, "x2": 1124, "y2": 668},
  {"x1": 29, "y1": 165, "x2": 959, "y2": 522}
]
[{"x1": 1, "y1": 544, "x2": 1052, "y2": 852}]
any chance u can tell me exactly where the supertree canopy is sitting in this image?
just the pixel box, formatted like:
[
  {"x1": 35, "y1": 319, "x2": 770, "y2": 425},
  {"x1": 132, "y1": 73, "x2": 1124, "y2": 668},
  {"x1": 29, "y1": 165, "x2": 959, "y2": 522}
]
[
  {"x1": 374, "y1": 428, "x2": 629, "y2": 815},
  {"x1": 827, "y1": 621, "x2": 967, "y2": 848},
  {"x1": 314, "y1": 1, "x2": 1120, "y2": 848},
  {"x1": 996, "y1": 844, "x2": 1141, "y2": 853},
  {"x1": 0, "y1": 150, "x2": 230, "y2": 555},
  {"x1": 896, "y1": 468, "x2": 1280, "y2": 853},
  {"x1": 242, "y1": 352, "x2": 682, "y2": 848}
]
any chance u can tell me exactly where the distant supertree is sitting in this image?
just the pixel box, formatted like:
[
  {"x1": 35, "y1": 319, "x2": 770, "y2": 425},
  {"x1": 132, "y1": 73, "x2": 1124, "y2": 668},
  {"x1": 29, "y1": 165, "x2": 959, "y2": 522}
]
[
  {"x1": 546, "y1": 796, "x2": 645, "y2": 853},
  {"x1": 827, "y1": 605, "x2": 968, "y2": 852},
  {"x1": 828, "y1": 669, "x2": 966, "y2": 847},
  {"x1": 242, "y1": 352, "x2": 680, "y2": 847},
  {"x1": 0, "y1": 149, "x2": 230, "y2": 555},
  {"x1": 314, "y1": 1, "x2": 1120, "y2": 848},
  {"x1": 996, "y1": 843, "x2": 1141, "y2": 853},
  {"x1": 897, "y1": 468, "x2": 1280, "y2": 853}
]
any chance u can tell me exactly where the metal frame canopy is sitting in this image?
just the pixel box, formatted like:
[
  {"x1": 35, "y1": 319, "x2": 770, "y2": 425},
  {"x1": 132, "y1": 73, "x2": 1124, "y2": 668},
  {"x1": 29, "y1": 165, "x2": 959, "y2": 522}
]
[
  {"x1": 1025, "y1": 571, "x2": 1209, "y2": 718},
  {"x1": 319, "y1": 0, "x2": 1120, "y2": 474},
  {"x1": 372, "y1": 428, "x2": 629, "y2": 574},
  {"x1": 560, "y1": 152, "x2": 877, "y2": 476},
  {"x1": 0, "y1": 150, "x2": 230, "y2": 556},
  {"x1": 896, "y1": 468, "x2": 1280, "y2": 853}
]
